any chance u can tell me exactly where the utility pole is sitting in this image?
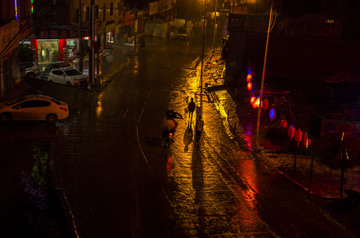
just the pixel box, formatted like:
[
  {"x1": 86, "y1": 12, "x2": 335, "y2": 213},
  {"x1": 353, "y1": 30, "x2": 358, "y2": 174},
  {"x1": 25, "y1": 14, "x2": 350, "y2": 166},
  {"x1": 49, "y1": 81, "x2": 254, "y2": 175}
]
[
  {"x1": 90, "y1": 0, "x2": 95, "y2": 87},
  {"x1": 78, "y1": 0, "x2": 83, "y2": 72},
  {"x1": 255, "y1": 4, "x2": 273, "y2": 150},
  {"x1": 212, "y1": 0, "x2": 217, "y2": 51},
  {"x1": 200, "y1": 0, "x2": 207, "y2": 116}
]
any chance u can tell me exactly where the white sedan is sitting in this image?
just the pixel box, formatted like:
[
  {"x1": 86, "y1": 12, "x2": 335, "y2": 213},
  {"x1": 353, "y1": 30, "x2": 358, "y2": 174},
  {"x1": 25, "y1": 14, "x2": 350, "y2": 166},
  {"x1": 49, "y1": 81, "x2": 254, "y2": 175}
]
[{"x1": 48, "y1": 68, "x2": 89, "y2": 87}]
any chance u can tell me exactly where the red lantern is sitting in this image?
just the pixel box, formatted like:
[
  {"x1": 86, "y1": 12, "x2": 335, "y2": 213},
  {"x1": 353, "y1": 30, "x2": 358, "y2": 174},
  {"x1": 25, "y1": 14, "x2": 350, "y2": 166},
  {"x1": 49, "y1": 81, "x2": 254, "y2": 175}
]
[
  {"x1": 247, "y1": 82, "x2": 252, "y2": 91},
  {"x1": 246, "y1": 74, "x2": 252, "y2": 82},
  {"x1": 251, "y1": 100, "x2": 257, "y2": 108},
  {"x1": 288, "y1": 125, "x2": 295, "y2": 140},
  {"x1": 302, "y1": 132, "x2": 308, "y2": 144},
  {"x1": 262, "y1": 98, "x2": 269, "y2": 110},
  {"x1": 250, "y1": 96, "x2": 256, "y2": 104},
  {"x1": 254, "y1": 98, "x2": 260, "y2": 108},
  {"x1": 280, "y1": 119, "x2": 287, "y2": 128}
]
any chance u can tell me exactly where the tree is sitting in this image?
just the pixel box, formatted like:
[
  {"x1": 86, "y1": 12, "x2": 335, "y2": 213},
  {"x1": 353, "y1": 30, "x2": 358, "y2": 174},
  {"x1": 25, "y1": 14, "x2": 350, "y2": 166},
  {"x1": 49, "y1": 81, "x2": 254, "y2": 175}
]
[{"x1": 19, "y1": 43, "x2": 35, "y2": 63}]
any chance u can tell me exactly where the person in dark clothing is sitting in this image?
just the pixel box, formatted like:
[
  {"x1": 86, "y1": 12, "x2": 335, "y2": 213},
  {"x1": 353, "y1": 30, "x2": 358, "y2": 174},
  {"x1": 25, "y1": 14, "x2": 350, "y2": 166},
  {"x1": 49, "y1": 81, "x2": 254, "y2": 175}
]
[
  {"x1": 188, "y1": 98, "x2": 196, "y2": 124},
  {"x1": 195, "y1": 115, "x2": 204, "y2": 143}
]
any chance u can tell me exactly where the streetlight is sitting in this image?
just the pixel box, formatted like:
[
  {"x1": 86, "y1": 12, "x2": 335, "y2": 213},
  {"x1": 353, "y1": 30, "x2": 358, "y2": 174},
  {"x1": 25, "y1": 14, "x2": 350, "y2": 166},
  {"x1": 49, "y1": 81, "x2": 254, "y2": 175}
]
[{"x1": 255, "y1": 3, "x2": 274, "y2": 150}]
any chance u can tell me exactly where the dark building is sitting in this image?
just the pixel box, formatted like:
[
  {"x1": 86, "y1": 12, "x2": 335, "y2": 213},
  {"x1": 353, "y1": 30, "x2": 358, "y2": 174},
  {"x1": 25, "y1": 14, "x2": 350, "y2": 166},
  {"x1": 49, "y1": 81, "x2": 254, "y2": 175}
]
[
  {"x1": 0, "y1": 0, "x2": 33, "y2": 97},
  {"x1": 224, "y1": 0, "x2": 360, "y2": 104}
]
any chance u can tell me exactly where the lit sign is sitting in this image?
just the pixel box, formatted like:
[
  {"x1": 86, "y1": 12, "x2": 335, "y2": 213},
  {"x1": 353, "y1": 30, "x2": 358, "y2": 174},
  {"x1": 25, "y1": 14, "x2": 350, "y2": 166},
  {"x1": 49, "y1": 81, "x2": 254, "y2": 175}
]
[{"x1": 14, "y1": 0, "x2": 18, "y2": 19}]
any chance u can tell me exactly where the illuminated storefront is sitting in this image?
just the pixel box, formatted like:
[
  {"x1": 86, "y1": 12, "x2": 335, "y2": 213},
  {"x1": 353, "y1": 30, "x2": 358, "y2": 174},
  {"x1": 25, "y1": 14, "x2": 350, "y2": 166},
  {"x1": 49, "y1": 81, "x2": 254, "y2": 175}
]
[{"x1": 30, "y1": 28, "x2": 88, "y2": 70}]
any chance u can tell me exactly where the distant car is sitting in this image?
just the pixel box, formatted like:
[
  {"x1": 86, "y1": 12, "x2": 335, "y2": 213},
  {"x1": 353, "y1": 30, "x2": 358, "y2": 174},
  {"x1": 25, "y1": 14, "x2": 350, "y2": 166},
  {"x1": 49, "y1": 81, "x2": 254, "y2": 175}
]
[
  {"x1": 20, "y1": 62, "x2": 41, "y2": 78},
  {"x1": 40, "y1": 61, "x2": 73, "y2": 80},
  {"x1": 0, "y1": 95, "x2": 69, "y2": 124},
  {"x1": 47, "y1": 68, "x2": 89, "y2": 87}
]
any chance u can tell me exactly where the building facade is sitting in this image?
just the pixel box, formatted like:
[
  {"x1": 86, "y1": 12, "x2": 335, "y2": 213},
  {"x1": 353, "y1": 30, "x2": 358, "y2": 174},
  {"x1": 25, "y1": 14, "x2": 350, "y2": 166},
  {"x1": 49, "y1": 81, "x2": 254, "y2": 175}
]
[
  {"x1": 31, "y1": 0, "x2": 81, "y2": 70},
  {"x1": 31, "y1": 0, "x2": 146, "y2": 70},
  {"x1": 0, "y1": 0, "x2": 33, "y2": 97},
  {"x1": 224, "y1": 1, "x2": 360, "y2": 90}
]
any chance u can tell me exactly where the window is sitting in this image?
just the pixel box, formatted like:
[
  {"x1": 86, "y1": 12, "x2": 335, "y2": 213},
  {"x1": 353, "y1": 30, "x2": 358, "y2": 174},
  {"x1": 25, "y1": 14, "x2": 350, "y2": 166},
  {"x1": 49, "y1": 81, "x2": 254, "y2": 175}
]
[
  {"x1": 17, "y1": 100, "x2": 50, "y2": 108},
  {"x1": 64, "y1": 69, "x2": 81, "y2": 76},
  {"x1": 95, "y1": 5, "x2": 99, "y2": 19},
  {"x1": 118, "y1": 2, "x2": 121, "y2": 16},
  {"x1": 103, "y1": 4, "x2": 106, "y2": 21},
  {"x1": 52, "y1": 70, "x2": 63, "y2": 75},
  {"x1": 86, "y1": 6, "x2": 90, "y2": 21},
  {"x1": 51, "y1": 99, "x2": 61, "y2": 105},
  {"x1": 110, "y1": 2, "x2": 113, "y2": 15},
  {"x1": 75, "y1": 9, "x2": 80, "y2": 23}
]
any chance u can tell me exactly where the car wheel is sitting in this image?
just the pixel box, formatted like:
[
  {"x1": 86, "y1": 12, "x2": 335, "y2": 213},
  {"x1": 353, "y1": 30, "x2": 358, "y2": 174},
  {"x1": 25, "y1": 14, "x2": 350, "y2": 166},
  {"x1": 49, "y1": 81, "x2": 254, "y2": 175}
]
[
  {"x1": 66, "y1": 81, "x2": 72, "y2": 86},
  {"x1": 0, "y1": 113, "x2": 12, "y2": 123},
  {"x1": 46, "y1": 114, "x2": 58, "y2": 124}
]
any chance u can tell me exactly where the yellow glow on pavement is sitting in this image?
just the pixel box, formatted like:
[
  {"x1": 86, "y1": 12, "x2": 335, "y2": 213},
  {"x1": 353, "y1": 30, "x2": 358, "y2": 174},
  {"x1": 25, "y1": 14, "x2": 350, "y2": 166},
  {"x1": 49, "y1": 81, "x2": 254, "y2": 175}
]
[{"x1": 96, "y1": 92, "x2": 104, "y2": 118}]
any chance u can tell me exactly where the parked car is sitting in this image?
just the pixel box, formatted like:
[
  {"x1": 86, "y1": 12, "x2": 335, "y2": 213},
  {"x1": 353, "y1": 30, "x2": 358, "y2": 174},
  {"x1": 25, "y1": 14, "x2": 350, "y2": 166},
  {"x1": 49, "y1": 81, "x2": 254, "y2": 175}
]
[
  {"x1": 0, "y1": 95, "x2": 69, "y2": 124},
  {"x1": 47, "y1": 68, "x2": 89, "y2": 87},
  {"x1": 20, "y1": 62, "x2": 41, "y2": 78},
  {"x1": 40, "y1": 61, "x2": 73, "y2": 80}
]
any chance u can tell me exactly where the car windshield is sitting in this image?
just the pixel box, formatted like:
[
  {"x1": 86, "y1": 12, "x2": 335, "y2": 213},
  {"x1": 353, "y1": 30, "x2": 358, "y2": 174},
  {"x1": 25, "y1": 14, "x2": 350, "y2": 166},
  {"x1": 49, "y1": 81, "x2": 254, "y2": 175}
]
[
  {"x1": 5, "y1": 98, "x2": 24, "y2": 106},
  {"x1": 65, "y1": 69, "x2": 81, "y2": 76}
]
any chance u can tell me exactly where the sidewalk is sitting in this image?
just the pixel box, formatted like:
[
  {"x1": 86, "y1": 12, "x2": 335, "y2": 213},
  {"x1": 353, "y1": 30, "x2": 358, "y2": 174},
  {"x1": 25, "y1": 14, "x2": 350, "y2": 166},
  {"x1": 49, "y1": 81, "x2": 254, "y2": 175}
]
[{"x1": 202, "y1": 48, "x2": 360, "y2": 201}]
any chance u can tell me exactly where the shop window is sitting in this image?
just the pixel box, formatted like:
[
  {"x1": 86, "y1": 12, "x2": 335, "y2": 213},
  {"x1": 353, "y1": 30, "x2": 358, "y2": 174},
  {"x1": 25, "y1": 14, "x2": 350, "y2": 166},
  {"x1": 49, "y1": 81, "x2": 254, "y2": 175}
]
[
  {"x1": 37, "y1": 40, "x2": 59, "y2": 70},
  {"x1": 110, "y1": 3, "x2": 113, "y2": 15}
]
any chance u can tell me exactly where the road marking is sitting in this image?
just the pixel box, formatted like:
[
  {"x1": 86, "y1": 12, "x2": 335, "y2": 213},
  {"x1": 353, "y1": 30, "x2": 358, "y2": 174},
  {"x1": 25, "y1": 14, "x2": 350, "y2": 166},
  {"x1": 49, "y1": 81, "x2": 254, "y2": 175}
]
[{"x1": 136, "y1": 94, "x2": 176, "y2": 213}]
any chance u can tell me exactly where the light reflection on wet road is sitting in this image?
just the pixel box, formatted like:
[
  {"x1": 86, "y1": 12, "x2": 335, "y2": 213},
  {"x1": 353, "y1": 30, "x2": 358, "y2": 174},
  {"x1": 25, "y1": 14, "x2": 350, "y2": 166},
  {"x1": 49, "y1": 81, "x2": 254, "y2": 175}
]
[{"x1": 154, "y1": 53, "x2": 276, "y2": 237}]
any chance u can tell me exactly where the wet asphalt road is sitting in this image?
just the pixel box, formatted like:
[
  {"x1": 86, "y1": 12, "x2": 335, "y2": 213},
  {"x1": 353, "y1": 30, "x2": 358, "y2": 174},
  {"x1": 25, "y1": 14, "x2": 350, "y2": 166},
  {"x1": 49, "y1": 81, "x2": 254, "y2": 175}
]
[
  {"x1": 1, "y1": 26, "x2": 359, "y2": 238},
  {"x1": 50, "y1": 36, "x2": 356, "y2": 237}
]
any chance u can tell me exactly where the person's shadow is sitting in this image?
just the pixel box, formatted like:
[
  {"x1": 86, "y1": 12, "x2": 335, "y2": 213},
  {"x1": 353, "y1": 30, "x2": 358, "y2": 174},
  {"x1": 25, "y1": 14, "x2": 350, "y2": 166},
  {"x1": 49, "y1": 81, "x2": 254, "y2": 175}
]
[{"x1": 183, "y1": 127, "x2": 193, "y2": 152}]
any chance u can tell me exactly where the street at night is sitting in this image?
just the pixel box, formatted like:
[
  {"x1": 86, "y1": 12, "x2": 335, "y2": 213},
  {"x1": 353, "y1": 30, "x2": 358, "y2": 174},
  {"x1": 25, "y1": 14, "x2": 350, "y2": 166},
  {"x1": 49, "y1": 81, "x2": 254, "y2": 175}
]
[{"x1": 1, "y1": 0, "x2": 360, "y2": 238}]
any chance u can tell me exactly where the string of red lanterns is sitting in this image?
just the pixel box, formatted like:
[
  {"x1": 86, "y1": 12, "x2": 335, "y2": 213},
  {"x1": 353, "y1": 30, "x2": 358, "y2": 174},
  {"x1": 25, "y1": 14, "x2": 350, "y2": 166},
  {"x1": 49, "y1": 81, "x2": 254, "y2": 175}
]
[
  {"x1": 246, "y1": 66, "x2": 311, "y2": 149},
  {"x1": 281, "y1": 119, "x2": 311, "y2": 148}
]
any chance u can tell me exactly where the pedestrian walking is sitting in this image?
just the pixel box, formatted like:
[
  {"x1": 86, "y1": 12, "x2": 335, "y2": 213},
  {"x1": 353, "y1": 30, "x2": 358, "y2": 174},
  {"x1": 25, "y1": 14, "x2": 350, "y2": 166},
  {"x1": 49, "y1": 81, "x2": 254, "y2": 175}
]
[
  {"x1": 195, "y1": 115, "x2": 204, "y2": 143},
  {"x1": 188, "y1": 98, "x2": 196, "y2": 124},
  {"x1": 140, "y1": 38, "x2": 145, "y2": 51}
]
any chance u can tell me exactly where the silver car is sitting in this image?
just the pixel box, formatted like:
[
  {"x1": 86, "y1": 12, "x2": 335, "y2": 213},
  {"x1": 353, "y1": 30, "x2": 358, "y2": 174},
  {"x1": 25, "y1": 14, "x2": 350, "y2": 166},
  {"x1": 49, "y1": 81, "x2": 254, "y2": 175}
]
[{"x1": 47, "y1": 68, "x2": 89, "y2": 87}]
